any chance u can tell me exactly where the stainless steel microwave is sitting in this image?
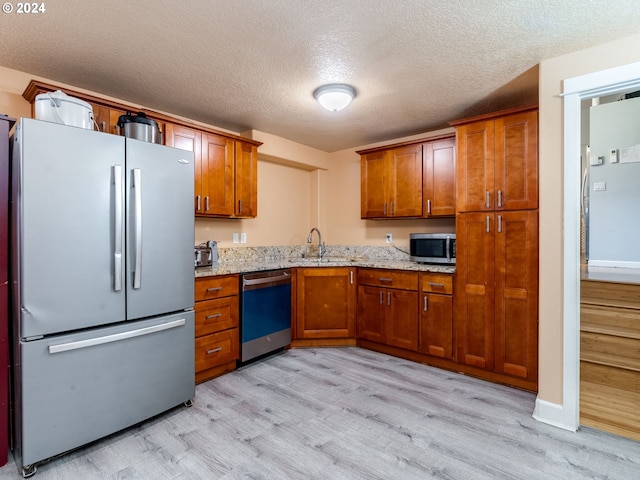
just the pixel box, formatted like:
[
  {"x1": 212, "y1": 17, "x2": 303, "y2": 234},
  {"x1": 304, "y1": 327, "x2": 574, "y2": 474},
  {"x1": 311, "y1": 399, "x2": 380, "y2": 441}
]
[{"x1": 409, "y1": 233, "x2": 456, "y2": 265}]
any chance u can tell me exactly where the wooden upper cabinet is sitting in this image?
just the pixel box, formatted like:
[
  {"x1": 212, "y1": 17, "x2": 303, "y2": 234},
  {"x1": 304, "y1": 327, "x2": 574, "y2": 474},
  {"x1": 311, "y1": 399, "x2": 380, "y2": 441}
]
[
  {"x1": 359, "y1": 135, "x2": 455, "y2": 219},
  {"x1": 390, "y1": 144, "x2": 423, "y2": 217},
  {"x1": 495, "y1": 110, "x2": 538, "y2": 211},
  {"x1": 452, "y1": 106, "x2": 537, "y2": 212},
  {"x1": 165, "y1": 123, "x2": 204, "y2": 214},
  {"x1": 165, "y1": 126, "x2": 260, "y2": 218},
  {"x1": 202, "y1": 133, "x2": 234, "y2": 216},
  {"x1": 234, "y1": 140, "x2": 258, "y2": 218},
  {"x1": 361, "y1": 151, "x2": 388, "y2": 218},
  {"x1": 423, "y1": 137, "x2": 456, "y2": 217},
  {"x1": 360, "y1": 143, "x2": 423, "y2": 219}
]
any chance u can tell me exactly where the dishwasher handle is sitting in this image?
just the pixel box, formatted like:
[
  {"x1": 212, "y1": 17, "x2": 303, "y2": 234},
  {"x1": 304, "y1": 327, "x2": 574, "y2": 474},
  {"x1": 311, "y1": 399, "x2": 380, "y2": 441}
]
[{"x1": 242, "y1": 270, "x2": 292, "y2": 290}]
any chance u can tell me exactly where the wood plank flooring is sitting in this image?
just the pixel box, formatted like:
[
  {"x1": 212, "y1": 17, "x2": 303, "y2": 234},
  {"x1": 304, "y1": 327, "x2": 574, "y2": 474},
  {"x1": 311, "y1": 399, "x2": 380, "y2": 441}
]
[{"x1": 1, "y1": 347, "x2": 639, "y2": 479}]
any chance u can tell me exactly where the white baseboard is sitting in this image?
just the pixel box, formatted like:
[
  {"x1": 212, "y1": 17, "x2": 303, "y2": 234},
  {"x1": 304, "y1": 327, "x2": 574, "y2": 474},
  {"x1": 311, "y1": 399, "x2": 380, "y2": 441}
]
[
  {"x1": 532, "y1": 398, "x2": 578, "y2": 432},
  {"x1": 588, "y1": 259, "x2": 640, "y2": 269}
]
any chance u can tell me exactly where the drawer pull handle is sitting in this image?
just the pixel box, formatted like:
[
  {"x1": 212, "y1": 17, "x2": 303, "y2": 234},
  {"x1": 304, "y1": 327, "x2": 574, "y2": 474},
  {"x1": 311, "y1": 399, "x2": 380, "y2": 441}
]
[
  {"x1": 379, "y1": 277, "x2": 393, "y2": 283},
  {"x1": 206, "y1": 313, "x2": 222, "y2": 319},
  {"x1": 206, "y1": 347, "x2": 223, "y2": 355},
  {"x1": 206, "y1": 287, "x2": 223, "y2": 292},
  {"x1": 428, "y1": 282, "x2": 445, "y2": 288}
]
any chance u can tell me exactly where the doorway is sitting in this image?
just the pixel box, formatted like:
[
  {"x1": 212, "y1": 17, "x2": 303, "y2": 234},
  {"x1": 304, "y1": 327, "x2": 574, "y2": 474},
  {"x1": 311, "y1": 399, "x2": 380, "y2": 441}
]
[{"x1": 562, "y1": 61, "x2": 640, "y2": 432}]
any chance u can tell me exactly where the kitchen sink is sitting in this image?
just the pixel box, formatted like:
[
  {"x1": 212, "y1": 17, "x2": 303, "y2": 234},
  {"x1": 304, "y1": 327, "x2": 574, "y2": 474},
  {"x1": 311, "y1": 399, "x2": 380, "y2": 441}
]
[{"x1": 288, "y1": 256, "x2": 358, "y2": 264}]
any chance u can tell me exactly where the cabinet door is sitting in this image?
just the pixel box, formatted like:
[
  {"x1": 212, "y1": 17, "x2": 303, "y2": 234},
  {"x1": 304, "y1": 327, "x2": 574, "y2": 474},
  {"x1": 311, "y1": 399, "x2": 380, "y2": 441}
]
[
  {"x1": 386, "y1": 289, "x2": 419, "y2": 351},
  {"x1": 234, "y1": 140, "x2": 258, "y2": 217},
  {"x1": 357, "y1": 285, "x2": 386, "y2": 343},
  {"x1": 389, "y1": 144, "x2": 423, "y2": 217},
  {"x1": 164, "y1": 123, "x2": 202, "y2": 213},
  {"x1": 456, "y1": 212, "x2": 495, "y2": 370},
  {"x1": 423, "y1": 137, "x2": 456, "y2": 217},
  {"x1": 495, "y1": 110, "x2": 538, "y2": 211},
  {"x1": 361, "y1": 151, "x2": 388, "y2": 218},
  {"x1": 419, "y1": 293, "x2": 453, "y2": 359},
  {"x1": 202, "y1": 133, "x2": 234, "y2": 216},
  {"x1": 455, "y1": 120, "x2": 495, "y2": 212},
  {"x1": 494, "y1": 210, "x2": 538, "y2": 381},
  {"x1": 91, "y1": 105, "x2": 126, "y2": 135},
  {"x1": 295, "y1": 268, "x2": 356, "y2": 339}
]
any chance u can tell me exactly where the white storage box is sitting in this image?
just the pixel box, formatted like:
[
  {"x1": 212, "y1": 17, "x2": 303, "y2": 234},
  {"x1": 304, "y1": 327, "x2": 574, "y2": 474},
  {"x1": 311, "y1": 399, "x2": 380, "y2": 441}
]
[{"x1": 35, "y1": 90, "x2": 94, "y2": 130}]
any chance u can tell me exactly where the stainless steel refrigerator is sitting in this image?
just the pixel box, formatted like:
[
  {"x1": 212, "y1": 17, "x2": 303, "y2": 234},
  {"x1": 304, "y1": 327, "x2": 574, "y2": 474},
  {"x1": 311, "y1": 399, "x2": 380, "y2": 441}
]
[{"x1": 11, "y1": 118, "x2": 195, "y2": 476}]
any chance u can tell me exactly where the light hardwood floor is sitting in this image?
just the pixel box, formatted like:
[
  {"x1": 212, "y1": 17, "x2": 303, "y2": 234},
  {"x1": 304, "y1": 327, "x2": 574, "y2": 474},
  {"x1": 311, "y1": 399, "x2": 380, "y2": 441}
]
[{"x1": 1, "y1": 347, "x2": 638, "y2": 479}]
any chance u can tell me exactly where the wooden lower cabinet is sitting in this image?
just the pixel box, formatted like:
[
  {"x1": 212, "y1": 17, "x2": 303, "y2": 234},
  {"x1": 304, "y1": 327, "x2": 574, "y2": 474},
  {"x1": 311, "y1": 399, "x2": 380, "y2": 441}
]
[
  {"x1": 419, "y1": 273, "x2": 454, "y2": 359},
  {"x1": 456, "y1": 210, "x2": 538, "y2": 388},
  {"x1": 357, "y1": 269, "x2": 419, "y2": 351},
  {"x1": 293, "y1": 267, "x2": 357, "y2": 346},
  {"x1": 194, "y1": 275, "x2": 239, "y2": 383}
]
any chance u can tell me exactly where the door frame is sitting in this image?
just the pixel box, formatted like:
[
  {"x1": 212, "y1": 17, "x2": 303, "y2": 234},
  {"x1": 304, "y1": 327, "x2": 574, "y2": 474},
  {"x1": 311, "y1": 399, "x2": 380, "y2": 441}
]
[{"x1": 559, "y1": 61, "x2": 640, "y2": 431}]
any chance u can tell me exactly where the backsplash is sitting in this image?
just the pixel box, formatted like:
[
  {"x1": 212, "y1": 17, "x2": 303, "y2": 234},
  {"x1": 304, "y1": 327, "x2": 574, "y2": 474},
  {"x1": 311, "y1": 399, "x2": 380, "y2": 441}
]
[{"x1": 218, "y1": 244, "x2": 411, "y2": 263}]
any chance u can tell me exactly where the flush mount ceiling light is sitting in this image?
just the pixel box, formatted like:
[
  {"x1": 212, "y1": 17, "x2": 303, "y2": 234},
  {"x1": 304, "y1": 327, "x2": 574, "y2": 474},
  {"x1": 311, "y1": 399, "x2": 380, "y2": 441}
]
[{"x1": 313, "y1": 84, "x2": 357, "y2": 112}]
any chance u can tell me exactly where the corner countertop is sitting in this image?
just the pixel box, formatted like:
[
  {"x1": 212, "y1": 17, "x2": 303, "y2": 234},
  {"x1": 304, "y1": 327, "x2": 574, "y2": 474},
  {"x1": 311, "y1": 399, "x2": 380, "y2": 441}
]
[{"x1": 195, "y1": 257, "x2": 455, "y2": 278}]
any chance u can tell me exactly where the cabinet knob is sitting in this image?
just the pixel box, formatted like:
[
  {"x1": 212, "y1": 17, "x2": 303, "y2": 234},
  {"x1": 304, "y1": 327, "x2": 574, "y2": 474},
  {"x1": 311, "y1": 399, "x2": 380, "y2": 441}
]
[
  {"x1": 486, "y1": 215, "x2": 491, "y2": 233},
  {"x1": 486, "y1": 191, "x2": 491, "y2": 209},
  {"x1": 427, "y1": 199, "x2": 432, "y2": 215},
  {"x1": 423, "y1": 295, "x2": 428, "y2": 311},
  {"x1": 497, "y1": 190, "x2": 503, "y2": 208}
]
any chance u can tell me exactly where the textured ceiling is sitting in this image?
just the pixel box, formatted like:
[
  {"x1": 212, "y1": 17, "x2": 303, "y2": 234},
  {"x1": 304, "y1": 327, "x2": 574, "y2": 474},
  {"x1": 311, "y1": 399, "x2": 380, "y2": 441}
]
[{"x1": 1, "y1": 1, "x2": 640, "y2": 151}]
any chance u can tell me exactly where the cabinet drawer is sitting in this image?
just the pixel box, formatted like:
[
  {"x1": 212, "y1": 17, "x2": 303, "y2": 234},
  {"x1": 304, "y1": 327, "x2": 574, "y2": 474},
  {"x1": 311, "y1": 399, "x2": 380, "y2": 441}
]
[
  {"x1": 357, "y1": 269, "x2": 418, "y2": 290},
  {"x1": 420, "y1": 273, "x2": 453, "y2": 294},
  {"x1": 195, "y1": 296, "x2": 238, "y2": 337},
  {"x1": 195, "y1": 329, "x2": 239, "y2": 372},
  {"x1": 195, "y1": 275, "x2": 239, "y2": 301}
]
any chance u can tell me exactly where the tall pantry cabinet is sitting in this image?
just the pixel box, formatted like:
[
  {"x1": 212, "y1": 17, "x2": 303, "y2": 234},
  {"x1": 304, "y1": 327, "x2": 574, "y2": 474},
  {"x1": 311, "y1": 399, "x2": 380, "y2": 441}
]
[{"x1": 451, "y1": 106, "x2": 539, "y2": 390}]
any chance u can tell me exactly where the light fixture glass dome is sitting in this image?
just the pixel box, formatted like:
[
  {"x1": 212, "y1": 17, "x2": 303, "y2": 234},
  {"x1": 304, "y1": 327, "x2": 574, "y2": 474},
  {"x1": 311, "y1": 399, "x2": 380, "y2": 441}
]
[{"x1": 313, "y1": 84, "x2": 357, "y2": 112}]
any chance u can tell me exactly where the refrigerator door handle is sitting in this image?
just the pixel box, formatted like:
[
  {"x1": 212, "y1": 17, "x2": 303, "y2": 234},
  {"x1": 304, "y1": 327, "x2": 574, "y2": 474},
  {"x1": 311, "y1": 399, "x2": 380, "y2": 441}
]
[
  {"x1": 113, "y1": 165, "x2": 123, "y2": 292},
  {"x1": 132, "y1": 168, "x2": 143, "y2": 289},
  {"x1": 48, "y1": 318, "x2": 186, "y2": 354}
]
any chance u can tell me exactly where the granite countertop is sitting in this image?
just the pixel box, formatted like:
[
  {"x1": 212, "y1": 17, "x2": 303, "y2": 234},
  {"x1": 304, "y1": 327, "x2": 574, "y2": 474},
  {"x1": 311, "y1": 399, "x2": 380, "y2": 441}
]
[{"x1": 195, "y1": 256, "x2": 455, "y2": 278}]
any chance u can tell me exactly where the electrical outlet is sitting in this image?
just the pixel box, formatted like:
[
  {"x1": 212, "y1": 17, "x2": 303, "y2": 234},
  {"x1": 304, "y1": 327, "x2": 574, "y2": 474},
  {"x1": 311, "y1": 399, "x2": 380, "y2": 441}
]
[
  {"x1": 232, "y1": 233, "x2": 239, "y2": 244},
  {"x1": 240, "y1": 233, "x2": 247, "y2": 244},
  {"x1": 593, "y1": 181, "x2": 606, "y2": 192},
  {"x1": 385, "y1": 233, "x2": 392, "y2": 243}
]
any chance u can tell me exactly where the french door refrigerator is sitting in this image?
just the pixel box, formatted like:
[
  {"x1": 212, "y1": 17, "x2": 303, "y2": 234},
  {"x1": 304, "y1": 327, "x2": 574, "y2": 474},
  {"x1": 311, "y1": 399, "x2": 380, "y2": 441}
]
[{"x1": 11, "y1": 118, "x2": 195, "y2": 476}]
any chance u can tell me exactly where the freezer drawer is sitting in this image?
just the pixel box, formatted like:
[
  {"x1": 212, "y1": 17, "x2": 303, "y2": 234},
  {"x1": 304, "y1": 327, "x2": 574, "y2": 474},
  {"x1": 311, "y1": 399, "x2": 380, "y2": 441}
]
[{"x1": 15, "y1": 312, "x2": 195, "y2": 470}]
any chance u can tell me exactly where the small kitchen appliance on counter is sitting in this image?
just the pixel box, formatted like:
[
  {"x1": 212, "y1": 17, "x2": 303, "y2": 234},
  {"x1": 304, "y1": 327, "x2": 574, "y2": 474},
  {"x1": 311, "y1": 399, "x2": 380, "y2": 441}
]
[
  {"x1": 117, "y1": 111, "x2": 162, "y2": 144},
  {"x1": 410, "y1": 233, "x2": 456, "y2": 265},
  {"x1": 195, "y1": 240, "x2": 218, "y2": 268},
  {"x1": 34, "y1": 90, "x2": 94, "y2": 130}
]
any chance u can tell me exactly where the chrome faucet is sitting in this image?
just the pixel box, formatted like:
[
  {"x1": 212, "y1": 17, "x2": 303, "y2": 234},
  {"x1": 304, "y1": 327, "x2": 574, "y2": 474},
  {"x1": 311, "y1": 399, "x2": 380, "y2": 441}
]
[{"x1": 307, "y1": 227, "x2": 326, "y2": 259}]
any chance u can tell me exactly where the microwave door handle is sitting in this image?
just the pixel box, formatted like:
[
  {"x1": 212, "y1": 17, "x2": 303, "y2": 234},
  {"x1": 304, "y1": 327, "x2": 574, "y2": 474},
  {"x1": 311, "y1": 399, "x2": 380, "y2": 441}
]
[{"x1": 446, "y1": 237, "x2": 451, "y2": 262}]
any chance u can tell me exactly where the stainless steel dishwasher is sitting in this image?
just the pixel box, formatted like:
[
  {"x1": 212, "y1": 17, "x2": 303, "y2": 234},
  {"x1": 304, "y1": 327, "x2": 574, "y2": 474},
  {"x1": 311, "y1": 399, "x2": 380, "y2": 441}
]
[{"x1": 240, "y1": 269, "x2": 292, "y2": 362}]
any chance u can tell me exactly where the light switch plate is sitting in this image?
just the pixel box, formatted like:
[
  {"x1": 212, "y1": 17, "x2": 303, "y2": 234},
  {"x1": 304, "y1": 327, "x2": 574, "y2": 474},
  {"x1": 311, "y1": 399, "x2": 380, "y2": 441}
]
[
  {"x1": 240, "y1": 233, "x2": 247, "y2": 244},
  {"x1": 593, "y1": 181, "x2": 606, "y2": 192},
  {"x1": 610, "y1": 148, "x2": 618, "y2": 163},
  {"x1": 233, "y1": 233, "x2": 239, "y2": 243}
]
